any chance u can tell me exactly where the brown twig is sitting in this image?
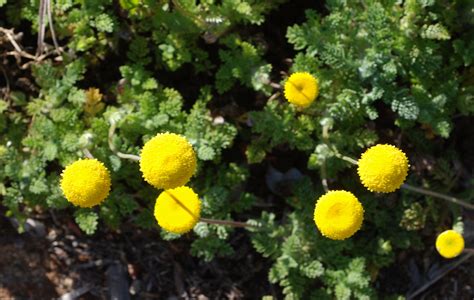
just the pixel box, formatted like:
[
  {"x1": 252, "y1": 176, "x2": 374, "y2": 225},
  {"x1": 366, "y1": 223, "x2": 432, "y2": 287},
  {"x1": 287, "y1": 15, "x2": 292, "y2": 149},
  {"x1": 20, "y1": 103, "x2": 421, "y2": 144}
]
[
  {"x1": 0, "y1": 65, "x2": 10, "y2": 96},
  {"x1": 406, "y1": 252, "x2": 474, "y2": 299},
  {"x1": 1, "y1": 27, "x2": 61, "y2": 67},
  {"x1": 37, "y1": 0, "x2": 47, "y2": 56},
  {"x1": 0, "y1": 28, "x2": 37, "y2": 60},
  {"x1": 46, "y1": 0, "x2": 60, "y2": 53}
]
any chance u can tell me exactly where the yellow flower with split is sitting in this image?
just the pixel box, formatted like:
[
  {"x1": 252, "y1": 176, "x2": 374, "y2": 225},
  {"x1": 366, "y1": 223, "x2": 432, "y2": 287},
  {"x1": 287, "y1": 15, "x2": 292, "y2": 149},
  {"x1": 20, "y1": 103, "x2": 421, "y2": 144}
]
[
  {"x1": 357, "y1": 144, "x2": 409, "y2": 193},
  {"x1": 154, "y1": 186, "x2": 201, "y2": 234},
  {"x1": 60, "y1": 159, "x2": 111, "y2": 208},
  {"x1": 314, "y1": 190, "x2": 364, "y2": 240},
  {"x1": 436, "y1": 230, "x2": 464, "y2": 259},
  {"x1": 284, "y1": 72, "x2": 319, "y2": 108},
  {"x1": 140, "y1": 133, "x2": 197, "y2": 190}
]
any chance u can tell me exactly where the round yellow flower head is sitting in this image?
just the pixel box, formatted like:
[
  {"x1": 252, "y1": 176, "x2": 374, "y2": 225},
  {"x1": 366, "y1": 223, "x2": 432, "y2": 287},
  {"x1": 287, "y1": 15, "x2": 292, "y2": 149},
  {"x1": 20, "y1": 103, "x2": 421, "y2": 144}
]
[
  {"x1": 357, "y1": 144, "x2": 409, "y2": 193},
  {"x1": 154, "y1": 186, "x2": 201, "y2": 234},
  {"x1": 140, "y1": 133, "x2": 197, "y2": 190},
  {"x1": 284, "y1": 72, "x2": 319, "y2": 108},
  {"x1": 313, "y1": 190, "x2": 364, "y2": 240},
  {"x1": 436, "y1": 230, "x2": 464, "y2": 259},
  {"x1": 60, "y1": 159, "x2": 111, "y2": 208}
]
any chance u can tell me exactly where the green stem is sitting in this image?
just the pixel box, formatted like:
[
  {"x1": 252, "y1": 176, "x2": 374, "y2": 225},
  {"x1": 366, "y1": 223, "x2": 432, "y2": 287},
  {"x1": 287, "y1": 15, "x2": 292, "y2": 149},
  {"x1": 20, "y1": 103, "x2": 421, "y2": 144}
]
[
  {"x1": 332, "y1": 151, "x2": 474, "y2": 210},
  {"x1": 200, "y1": 217, "x2": 256, "y2": 228},
  {"x1": 331, "y1": 150, "x2": 358, "y2": 165},
  {"x1": 320, "y1": 124, "x2": 330, "y2": 192},
  {"x1": 108, "y1": 122, "x2": 141, "y2": 162},
  {"x1": 401, "y1": 184, "x2": 474, "y2": 210},
  {"x1": 83, "y1": 148, "x2": 94, "y2": 159},
  {"x1": 166, "y1": 192, "x2": 256, "y2": 229}
]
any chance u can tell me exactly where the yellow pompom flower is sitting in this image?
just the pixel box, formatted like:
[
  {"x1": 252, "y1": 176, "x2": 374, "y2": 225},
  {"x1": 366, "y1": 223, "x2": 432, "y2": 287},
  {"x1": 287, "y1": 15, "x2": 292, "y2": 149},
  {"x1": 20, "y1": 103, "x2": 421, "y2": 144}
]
[
  {"x1": 140, "y1": 133, "x2": 197, "y2": 190},
  {"x1": 357, "y1": 144, "x2": 409, "y2": 193},
  {"x1": 60, "y1": 159, "x2": 111, "y2": 208},
  {"x1": 154, "y1": 186, "x2": 201, "y2": 234},
  {"x1": 436, "y1": 230, "x2": 465, "y2": 259},
  {"x1": 284, "y1": 72, "x2": 319, "y2": 108},
  {"x1": 314, "y1": 190, "x2": 364, "y2": 240}
]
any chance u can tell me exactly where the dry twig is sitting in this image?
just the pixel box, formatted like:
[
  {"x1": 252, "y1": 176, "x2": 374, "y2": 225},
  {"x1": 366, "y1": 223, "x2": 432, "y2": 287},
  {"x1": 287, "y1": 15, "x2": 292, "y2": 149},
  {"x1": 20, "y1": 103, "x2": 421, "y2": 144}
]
[{"x1": 0, "y1": 27, "x2": 62, "y2": 69}]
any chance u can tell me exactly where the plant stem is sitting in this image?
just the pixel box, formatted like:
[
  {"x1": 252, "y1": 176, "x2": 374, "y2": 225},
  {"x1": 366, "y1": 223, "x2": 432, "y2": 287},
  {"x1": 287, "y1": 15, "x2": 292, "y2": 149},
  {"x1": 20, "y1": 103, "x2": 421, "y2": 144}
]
[
  {"x1": 116, "y1": 152, "x2": 141, "y2": 161},
  {"x1": 200, "y1": 218, "x2": 257, "y2": 228},
  {"x1": 83, "y1": 148, "x2": 94, "y2": 159},
  {"x1": 339, "y1": 155, "x2": 359, "y2": 165},
  {"x1": 320, "y1": 164, "x2": 329, "y2": 192},
  {"x1": 108, "y1": 122, "x2": 141, "y2": 162},
  {"x1": 320, "y1": 124, "x2": 330, "y2": 192},
  {"x1": 331, "y1": 150, "x2": 358, "y2": 165},
  {"x1": 269, "y1": 82, "x2": 282, "y2": 89},
  {"x1": 407, "y1": 252, "x2": 474, "y2": 299},
  {"x1": 401, "y1": 184, "x2": 474, "y2": 210},
  {"x1": 331, "y1": 151, "x2": 474, "y2": 210},
  {"x1": 166, "y1": 192, "x2": 256, "y2": 229}
]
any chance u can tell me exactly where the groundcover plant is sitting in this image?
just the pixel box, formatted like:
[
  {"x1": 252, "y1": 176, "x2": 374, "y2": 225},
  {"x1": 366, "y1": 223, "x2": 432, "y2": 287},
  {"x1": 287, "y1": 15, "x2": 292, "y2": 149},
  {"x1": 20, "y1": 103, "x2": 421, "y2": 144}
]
[{"x1": 0, "y1": 0, "x2": 473, "y2": 298}]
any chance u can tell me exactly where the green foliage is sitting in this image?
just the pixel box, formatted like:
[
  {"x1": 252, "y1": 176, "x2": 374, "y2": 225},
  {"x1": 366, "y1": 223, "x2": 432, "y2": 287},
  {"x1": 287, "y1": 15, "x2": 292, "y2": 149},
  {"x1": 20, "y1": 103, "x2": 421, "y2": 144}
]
[
  {"x1": 285, "y1": 0, "x2": 471, "y2": 138},
  {"x1": 247, "y1": 99, "x2": 316, "y2": 163},
  {"x1": 74, "y1": 209, "x2": 99, "y2": 235},
  {"x1": 216, "y1": 35, "x2": 272, "y2": 95},
  {"x1": 1, "y1": 0, "x2": 472, "y2": 298}
]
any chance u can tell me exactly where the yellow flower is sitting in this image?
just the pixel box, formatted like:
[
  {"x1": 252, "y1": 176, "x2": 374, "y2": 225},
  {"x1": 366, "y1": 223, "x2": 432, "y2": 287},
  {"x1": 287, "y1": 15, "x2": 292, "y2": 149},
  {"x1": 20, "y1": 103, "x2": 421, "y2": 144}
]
[
  {"x1": 140, "y1": 133, "x2": 197, "y2": 190},
  {"x1": 60, "y1": 159, "x2": 111, "y2": 208},
  {"x1": 284, "y1": 72, "x2": 319, "y2": 108},
  {"x1": 436, "y1": 230, "x2": 464, "y2": 259},
  {"x1": 313, "y1": 190, "x2": 364, "y2": 240},
  {"x1": 357, "y1": 144, "x2": 409, "y2": 193},
  {"x1": 154, "y1": 186, "x2": 201, "y2": 234}
]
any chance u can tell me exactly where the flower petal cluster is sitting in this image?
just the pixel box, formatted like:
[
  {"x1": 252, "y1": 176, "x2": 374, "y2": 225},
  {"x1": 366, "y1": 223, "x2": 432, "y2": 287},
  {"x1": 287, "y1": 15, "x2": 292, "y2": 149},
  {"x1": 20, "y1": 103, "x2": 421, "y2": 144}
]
[
  {"x1": 140, "y1": 133, "x2": 197, "y2": 190},
  {"x1": 314, "y1": 190, "x2": 364, "y2": 240},
  {"x1": 154, "y1": 186, "x2": 201, "y2": 234},
  {"x1": 436, "y1": 230, "x2": 464, "y2": 259},
  {"x1": 60, "y1": 159, "x2": 111, "y2": 208},
  {"x1": 357, "y1": 144, "x2": 409, "y2": 193},
  {"x1": 284, "y1": 72, "x2": 319, "y2": 108}
]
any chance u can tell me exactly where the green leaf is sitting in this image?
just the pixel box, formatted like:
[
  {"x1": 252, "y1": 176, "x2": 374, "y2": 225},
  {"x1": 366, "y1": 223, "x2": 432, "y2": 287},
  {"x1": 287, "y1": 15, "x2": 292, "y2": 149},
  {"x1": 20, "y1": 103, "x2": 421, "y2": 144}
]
[
  {"x1": 299, "y1": 260, "x2": 324, "y2": 279},
  {"x1": 92, "y1": 14, "x2": 115, "y2": 33},
  {"x1": 74, "y1": 209, "x2": 99, "y2": 235},
  {"x1": 421, "y1": 23, "x2": 450, "y2": 40},
  {"x1": 197, "y1": 144, "x2": 216, "y2": 160}
]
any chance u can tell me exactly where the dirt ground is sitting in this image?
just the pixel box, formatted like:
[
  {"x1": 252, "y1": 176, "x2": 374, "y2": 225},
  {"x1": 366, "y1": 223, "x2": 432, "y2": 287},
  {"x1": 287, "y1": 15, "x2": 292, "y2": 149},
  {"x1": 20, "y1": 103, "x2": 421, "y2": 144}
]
[
  {"x1": 0, "y1": 210, "x2": 277, "y2": 299},
  {"x1": 1, "y1": 208, "x2": 473, "y2": 299}
]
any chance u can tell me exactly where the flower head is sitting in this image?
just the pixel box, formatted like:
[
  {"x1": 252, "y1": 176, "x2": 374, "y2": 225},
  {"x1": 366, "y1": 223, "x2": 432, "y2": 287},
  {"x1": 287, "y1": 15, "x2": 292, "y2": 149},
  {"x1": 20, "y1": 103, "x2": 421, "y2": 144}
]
[
  {"x1": 284, "y1": 72, "x2": 319, "y2": 108},
  {"x1": 140, "y1": 133, "x2": 197, "y2": 190},
  {"x1": 357, "y1": 144, "x2": 409, "y2": 193},
  {"x1": 154, "y1": 186, "x2": 201, "y2": 234},
  {"x1": 60, "y1": 159, "x2": 111, "y2": 208},
  {"x1": 436, "y1": 230, "x2": 464, "y2": 259},
  {"x1": 314, "y1": 190, "x2": 364, "y2": 240}
]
